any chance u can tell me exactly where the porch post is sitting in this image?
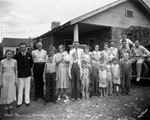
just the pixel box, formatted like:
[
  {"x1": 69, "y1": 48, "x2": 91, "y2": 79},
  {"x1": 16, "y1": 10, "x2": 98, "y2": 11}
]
[{"x1": 73, "y1": 24, "x2": 79, "y2": 42}]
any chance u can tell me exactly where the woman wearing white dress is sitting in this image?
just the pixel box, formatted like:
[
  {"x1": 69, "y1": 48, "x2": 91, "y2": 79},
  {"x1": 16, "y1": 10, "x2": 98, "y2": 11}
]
[
  {"x1": 91, "y1": 44, "x2": 101, "y2": 97},
  {"x1": 101, "y1": 43, "x2": 112, "y2": 95},
  {"x1": 0, "y1": 49, "x2": 17, "y2": 113},
  {"x1": 55, "y1": 45, "x2": 70, "y2": 101}
]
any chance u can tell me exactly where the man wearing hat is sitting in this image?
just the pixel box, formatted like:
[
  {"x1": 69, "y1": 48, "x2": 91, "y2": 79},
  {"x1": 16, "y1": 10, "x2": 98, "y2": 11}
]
[{"x1": 69, "y1": 41, "x2": 83, "y2": 61}]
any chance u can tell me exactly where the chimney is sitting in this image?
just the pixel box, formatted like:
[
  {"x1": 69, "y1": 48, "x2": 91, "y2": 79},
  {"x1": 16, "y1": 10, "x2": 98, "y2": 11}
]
[{"x1": 51, "y1": 21, "x2": 60, "y2": 30}]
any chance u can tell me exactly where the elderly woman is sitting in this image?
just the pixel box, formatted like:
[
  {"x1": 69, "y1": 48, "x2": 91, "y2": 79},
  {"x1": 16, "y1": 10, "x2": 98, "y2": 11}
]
[
  {"x1": 0, "y1": 49, "x2": 17, "y2": 114},
  {"x1": 55, "y1": 45, "x2": 70, "y2": 101}
]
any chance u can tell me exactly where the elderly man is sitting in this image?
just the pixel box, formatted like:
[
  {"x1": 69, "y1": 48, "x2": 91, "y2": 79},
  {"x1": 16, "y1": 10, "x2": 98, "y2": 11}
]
[
  {"x1": 131, "y1": 40, "x2": 150, "y2": 81},
  {"x1": 32, "y1": 41, "x2": 47, "y2": 101},
  {"x1": 120, "y1": 33, "x2": 134, "y2": 50},
  {"x1": 69, "y1": 41, "x2": 83, "y2": 61}
]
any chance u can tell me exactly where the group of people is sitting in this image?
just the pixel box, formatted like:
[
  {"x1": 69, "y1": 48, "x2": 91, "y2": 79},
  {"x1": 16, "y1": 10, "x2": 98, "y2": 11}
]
[{"x1": 0, "y1": 33, "x2": 150, "y2": 114}]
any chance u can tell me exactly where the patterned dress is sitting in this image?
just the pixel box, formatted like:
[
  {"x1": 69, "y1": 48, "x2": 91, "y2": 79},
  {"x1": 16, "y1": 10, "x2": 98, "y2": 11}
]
[
  {"x1": 55, "y1": 52, "x2": 69, "y2": 89},
  {"x1": 81, "y1": 52, "x2": 91, "y2": 68},
  {"x1": 111, "y1": 64, "x2": 121, "y2": 85},
  {"x1": 91, "y1": 51, "x2": 101, "y2": 68},
  {"x1": 0, "y1": 59, "x2": 17, "y2": 104},
  {"x1": 101, "y1": 49, "x2": 111, "y2": 65},
  {"x1": 99, "y1": 69, "x2": 107, "y2": 88}
]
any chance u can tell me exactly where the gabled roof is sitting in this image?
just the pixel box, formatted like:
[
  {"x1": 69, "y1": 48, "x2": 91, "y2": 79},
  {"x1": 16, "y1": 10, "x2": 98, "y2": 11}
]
[
  {"x1": 1, "y1": 37, "x2": 32, "y2": 47},
  {"x1": 36, "y1": 0, "x2": 150, "y2": 39},
  {"x1": 71, "y1": 0, "x2": 127, "y2": 25},
  {"x1": 70, "y1": 0, "x2": 150, "y2": 25}
]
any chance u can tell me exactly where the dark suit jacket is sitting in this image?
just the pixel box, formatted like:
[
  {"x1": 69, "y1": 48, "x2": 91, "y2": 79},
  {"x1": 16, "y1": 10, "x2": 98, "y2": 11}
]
[{"x1": 14, "y1": 52, "x2": 33, "y2": 78}]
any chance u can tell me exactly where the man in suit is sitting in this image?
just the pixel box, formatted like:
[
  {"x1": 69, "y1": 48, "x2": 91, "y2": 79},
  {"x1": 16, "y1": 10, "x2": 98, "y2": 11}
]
[{"x1": 14, "y1": 42, "x2": 33, "y2": 108}]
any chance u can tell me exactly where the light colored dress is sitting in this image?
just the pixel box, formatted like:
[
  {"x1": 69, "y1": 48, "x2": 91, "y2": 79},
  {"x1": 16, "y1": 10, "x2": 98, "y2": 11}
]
[
  {"x1": 109, "y1": 47, "x2": 118, "y2": 61},
  {"x1": 0, "y1": 59, "x2": 17, "y2": 104},
  {"x1": 55, "y1": 51, "x2": 69, "y2": 89},
  {"x1": 99, "y1": 69, "x2": 107, "y2": 88},
  {"x1": 101, "y1": 49, "x2": 111, "y2": 65},
  {"x1": 81, "y1": 52, "x2": 91, "y2": 68},
  {"x1": 111, "y1": 64, "x2": 121, "y2": 85},
  {"x1": 91, "y1": 51, "x2": 101, "y2": 68}
]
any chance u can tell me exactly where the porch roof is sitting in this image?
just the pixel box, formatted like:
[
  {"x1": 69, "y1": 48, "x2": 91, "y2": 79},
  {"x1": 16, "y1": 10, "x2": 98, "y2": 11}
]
[{"x1": 35, "y1": 0, "x2": 150, "y2": 39}]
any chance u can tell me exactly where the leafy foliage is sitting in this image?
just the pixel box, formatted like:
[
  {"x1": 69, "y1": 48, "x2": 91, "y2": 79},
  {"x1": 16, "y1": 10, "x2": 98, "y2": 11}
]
[{"x1": 126, "y1": 26, "x2": 150, "y2": 46}]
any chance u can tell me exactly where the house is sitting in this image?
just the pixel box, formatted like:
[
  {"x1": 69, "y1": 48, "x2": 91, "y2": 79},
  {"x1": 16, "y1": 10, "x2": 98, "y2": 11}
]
[
  {"x1": 34, "y1": 0, "x2": 150, "y2": 51},
  {"x1": 1, "y1": 37, "x2": 33, "y2": 55}
]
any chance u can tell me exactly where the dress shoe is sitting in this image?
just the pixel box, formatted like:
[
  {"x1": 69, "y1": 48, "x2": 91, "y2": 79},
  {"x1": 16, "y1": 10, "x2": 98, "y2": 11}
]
[
  {"x1": 126, "y1": 93, "x2": 131, "y2": 96},
  {"x1": 16, "y1": 104, "x2": 22, "y2": 108},
  {"x1": 136, "y1": 77, "x2": 140, "y2": 82},
  {"x1": 33, "y1": 97, "x2": 38, "y2": 101},
  {"x1": 52, "y1": 100, "x2": 56, "y2": 104},
  {"x1": 43, "y1": 101, "x2": 47, "y2": 105},
  {"x1": 121, "y1": 93, "x2": 126, "y2": 96},
  {"x1": 25, "y1": 103, "x2": 30, "y2": 107},
  {"x1": 40, "y1": 96, "x2": 44, "y2": 100}
]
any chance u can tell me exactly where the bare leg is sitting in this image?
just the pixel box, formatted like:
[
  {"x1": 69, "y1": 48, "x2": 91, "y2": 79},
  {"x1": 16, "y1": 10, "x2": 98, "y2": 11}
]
[
  {"x1": 85, "y1": 78, "x2": 90, "y2": 99},
  {"x1": 136, "y1": 58, "x2": 144, "y2": 81}
]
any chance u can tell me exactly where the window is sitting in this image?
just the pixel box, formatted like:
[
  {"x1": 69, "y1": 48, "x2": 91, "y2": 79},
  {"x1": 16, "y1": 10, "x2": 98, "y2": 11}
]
[{"x1": 125, "y1": 9, "x2": 133, "y2": 18}]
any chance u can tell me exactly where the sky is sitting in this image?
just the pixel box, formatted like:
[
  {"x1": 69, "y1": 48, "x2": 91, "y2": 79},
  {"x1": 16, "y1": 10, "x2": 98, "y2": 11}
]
[{"x1": 0, "y1": 0, "x2": 150, "y2": 42}]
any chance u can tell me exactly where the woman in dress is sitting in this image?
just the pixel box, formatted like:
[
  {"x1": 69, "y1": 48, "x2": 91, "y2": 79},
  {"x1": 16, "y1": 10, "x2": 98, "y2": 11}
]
[
  {"x1": 101, "y1": 43, "x2": 112, "y2": 95},
  {"x1": 81, "y1": 45, "x2": 92, "y2": 95},
  {"x1": 81, "y1": 45, "x2": 92, "y2": 69},
  {"x1": 55, "y1": 45, "x2": 70, "y2": 101},
  {"x1": 91, "y1": 44, "x2": 101, "y2": 97},
  {"x1": 0, "y1": 49, "x2": 17, "y2": 113},
  {"x1": 101, "y1": 43, "x2": 111, "y2": 65}
]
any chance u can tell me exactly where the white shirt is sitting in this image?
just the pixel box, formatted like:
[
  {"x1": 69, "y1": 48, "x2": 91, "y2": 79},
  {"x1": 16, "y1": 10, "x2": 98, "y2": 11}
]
[
  {"x1": 120, "y1": 38, "x2": 134, "y2": 49},
  {"x1": 45, "y1": 54, "x2": 56, "y2": 73},
  {"x1": 131, "y1": 45, "x2": 150, "y2": 57},
  {"x1": 109, "y1": 47, "x2": 118, "y2": 60},
  {"x1": 32, "y1": 49, "x2": 47, "y2": 63},
  {"x1": 69, "y1": 48, "x2": 83, "y2": 61}
]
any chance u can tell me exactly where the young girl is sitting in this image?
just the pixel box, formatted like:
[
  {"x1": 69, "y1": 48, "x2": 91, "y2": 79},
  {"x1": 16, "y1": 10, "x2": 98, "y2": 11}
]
[
  {"x1": 106, "y1": 63, "x2": 113, "y2": 96},
  {"x1": 43, "y1": 46, "x2": 56, "y2": 105},
  {"x1": 81, "y1": 60, "x2": 90, "y2": 99},
  {"x1": 98, "y1": 64, "x2": 107, "y2": 97},
  {"x1": 69, "y1": 52, "x2": 82, "y2": 101},
  {"x1": 111, "y1": 58, "x2": 121, "y2": 95},
  {"x1": 120, "y1": 53, "x2": 132, "y2": 96}
]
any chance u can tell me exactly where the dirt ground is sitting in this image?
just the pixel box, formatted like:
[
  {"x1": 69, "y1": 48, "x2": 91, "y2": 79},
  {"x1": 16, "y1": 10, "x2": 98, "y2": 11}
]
[{"x1": 0, "y1": 81, "x2": 150, "y2": 120}]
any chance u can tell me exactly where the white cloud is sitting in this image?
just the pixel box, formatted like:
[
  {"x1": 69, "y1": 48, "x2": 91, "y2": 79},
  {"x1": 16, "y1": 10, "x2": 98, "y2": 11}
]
[{"x1": 0, "y1": 0, "x2": 118, "y2": 41}]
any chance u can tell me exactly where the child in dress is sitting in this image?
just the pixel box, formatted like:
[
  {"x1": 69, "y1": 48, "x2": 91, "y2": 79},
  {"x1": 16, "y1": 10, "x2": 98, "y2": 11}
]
[
  {"x1": 106, "y1": 63, "x2": 113, "y2": 96},
  {"x1": 69, "y1": 52, "x2": 82, "y2": 101},
  {"x1": 120, "y1": 53, "x2": 132, "y2": 96},
  {"x1": 98, "y1": 64, "x2": 107, "y2": 97},
  {"x1": 111, "y1": 58, "x2": 121, "y2": 95},
  {"x1": 43, "y1": 46, "x2": 56, "y2": 105},
  {"x1": 81, "y1": 60, "x2": 90, "y2": 99}
]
